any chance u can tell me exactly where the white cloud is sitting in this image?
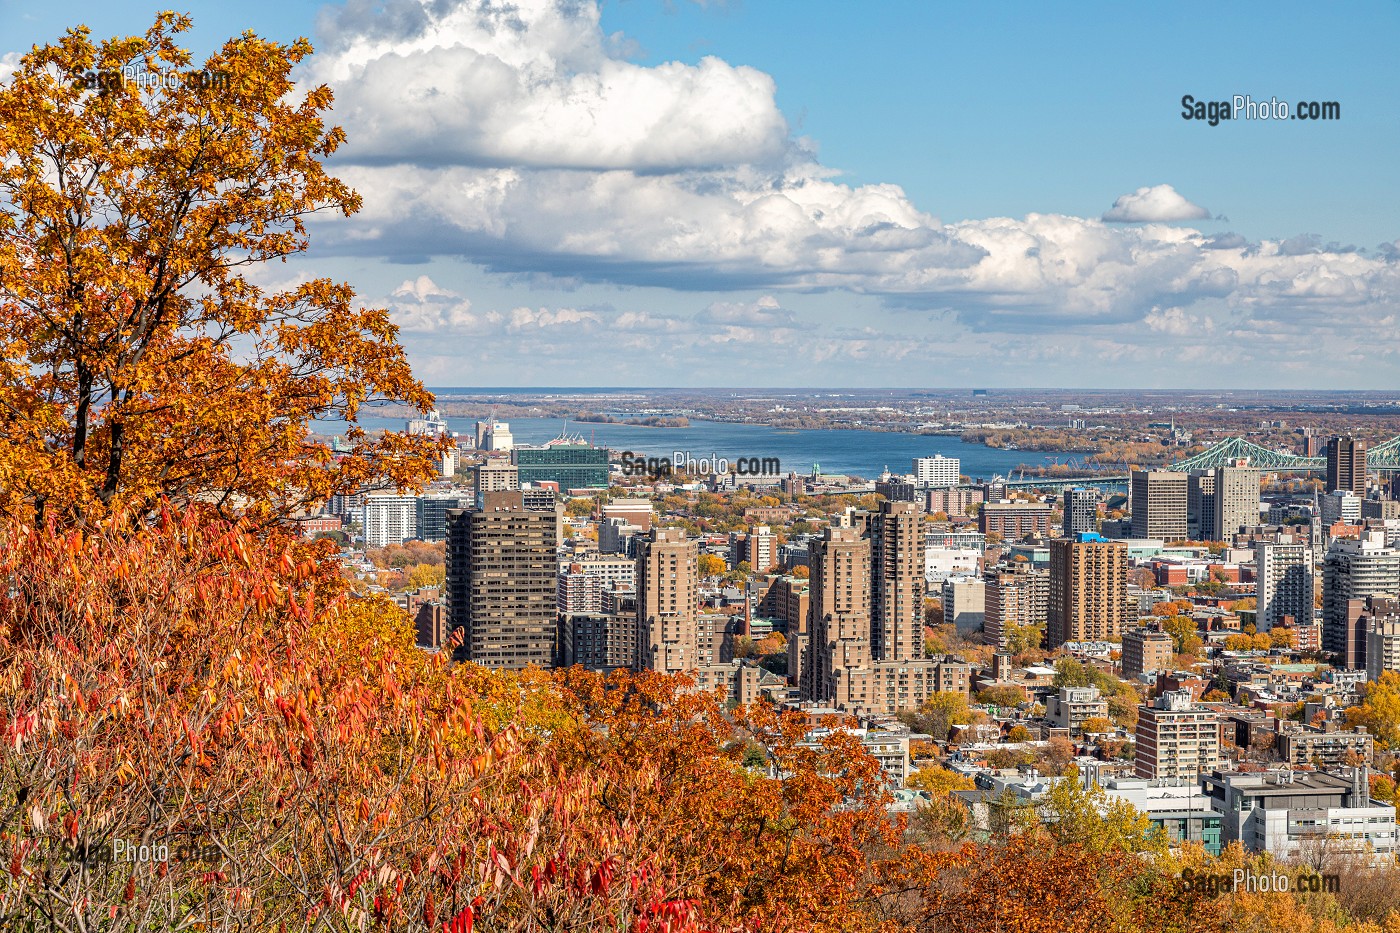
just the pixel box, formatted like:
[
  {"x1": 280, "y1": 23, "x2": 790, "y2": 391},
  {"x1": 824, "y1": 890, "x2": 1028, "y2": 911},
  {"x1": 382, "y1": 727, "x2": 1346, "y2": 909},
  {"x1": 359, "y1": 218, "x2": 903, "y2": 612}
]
[
  {"x1": 1143, "y1": 306, "x2": 1214, "y2": 336},
  {"x1": 502, "y1": 306, "x2": 603, "y2": 332},
  {"x1": 295, "y1": 0, "x2": 1400, "y2": 384},
  {"x1": 698, "y1": 295, "x2": 795, "y2": 327},
  {"x1": 385, "y1": 275, "x2": 478, "y2": 331},
  {"x1": 309, "y1": 0, "x2": 790, "y2": 171},
  {"x1": 1102, "y1": 184, "x2": 1211, "y2": 223}
]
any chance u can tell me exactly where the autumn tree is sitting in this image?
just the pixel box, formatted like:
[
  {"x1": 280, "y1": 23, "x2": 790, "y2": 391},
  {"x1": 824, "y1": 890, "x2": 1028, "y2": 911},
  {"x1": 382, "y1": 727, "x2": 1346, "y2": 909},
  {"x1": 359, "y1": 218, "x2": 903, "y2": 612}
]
[
  {"x1": 1080, "y1": 716, "x2": 1115, "y2": 735},
  {"x1": 1039, "y1": 736, "x2": 1077, "y2": 775},
  {"x1": 1348, "y1": 671, "x2": 1400, "y2": 748},
  {"x1": 403, "y1": 562, "x2": 446, "y2": 591},
  {"x1": 900, "y1": 692, "x2": 972, "y2": 742},
  {"x1": 0, "y1": 15, "x2": 446, "y2": 524},
  {"x1": 698, "y1": 553, "x2": 727, "y2": 576},
  {"x1": 906, "y1": 765, "x2": 974, "y2": 797},
  {"x1": 0, "y1": 508, "x2": 951, "y2": 932},
  {"x1": 976, "y1": 683, "x2": 1028, "y2": 708},
  {"x1": 1035, "y1": 780, "x2": 1167, "y2": 856}
]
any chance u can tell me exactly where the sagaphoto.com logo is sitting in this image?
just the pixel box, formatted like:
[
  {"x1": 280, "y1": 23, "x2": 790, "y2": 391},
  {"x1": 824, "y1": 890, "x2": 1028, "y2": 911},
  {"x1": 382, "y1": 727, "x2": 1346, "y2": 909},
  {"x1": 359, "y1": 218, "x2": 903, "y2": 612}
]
[
  {"x1": 72, "y1": 64, "x2": 230, "y2": 95},
  {"x1": 619, "y1": 450, "x2": 780, "y2": 481},
  {"x1": 1181, "y1": 94, "x2": 1340, "y2": 125}
]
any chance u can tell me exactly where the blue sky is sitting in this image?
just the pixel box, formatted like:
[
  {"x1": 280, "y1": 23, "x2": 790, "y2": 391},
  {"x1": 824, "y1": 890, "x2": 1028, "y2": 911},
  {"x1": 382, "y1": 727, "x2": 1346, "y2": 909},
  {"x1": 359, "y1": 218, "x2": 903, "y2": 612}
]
[{"x1": 4, "y1": 1, "x2": 1399, "y2": 388}]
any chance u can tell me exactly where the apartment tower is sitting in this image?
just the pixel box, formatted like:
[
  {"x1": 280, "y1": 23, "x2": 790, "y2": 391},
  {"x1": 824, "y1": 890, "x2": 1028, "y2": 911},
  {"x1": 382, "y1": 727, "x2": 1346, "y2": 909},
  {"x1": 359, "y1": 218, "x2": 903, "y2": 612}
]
[
  {"x1": 807, "y1": 527, "x2": 873, "y2": 707},
  {"x1": 1255, "y1": 542, "x2": 1315, "y2": 633},
  {"x1": 635, "y1": 528, "x2": 700, "y2": 674},
  {"x1": 445, "y1": 491, "x2": 558, "y2": 669},
  {"x1": 1047, "y1": 533, "x2": 1128, "y2": 649}
]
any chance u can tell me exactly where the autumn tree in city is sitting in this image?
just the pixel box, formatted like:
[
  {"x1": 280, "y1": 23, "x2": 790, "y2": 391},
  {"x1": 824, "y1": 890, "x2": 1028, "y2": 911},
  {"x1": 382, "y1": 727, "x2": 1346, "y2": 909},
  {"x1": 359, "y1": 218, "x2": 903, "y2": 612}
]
[{"x1": 0, "y1": 15, "x2": 446, "y2": 524}]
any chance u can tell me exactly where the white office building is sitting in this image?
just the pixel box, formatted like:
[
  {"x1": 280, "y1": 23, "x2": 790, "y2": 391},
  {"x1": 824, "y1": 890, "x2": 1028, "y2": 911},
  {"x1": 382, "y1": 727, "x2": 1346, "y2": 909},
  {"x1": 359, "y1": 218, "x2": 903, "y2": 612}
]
[
  {"x1": 361, "y1": 494, "x2": 419, "y2": 548},
  {"x1": 1203, "y1": 769, "x2": 1396, "y2": 865},
  {"x1": 913, "y1": 455, "x2": 960, "y2": 488},
  {"x1": 1255, "y1": 542, "x2": 1314, "y2": 632},
  {"x1": 925, "y1": 547, "x2": 981, "y2": 582},
  {"x1": 1320, "y1": 491, "x2": 1362, "y2": 529},
  {"x1": 478, "y1": 421, "x2": 513, "y2": 452}
]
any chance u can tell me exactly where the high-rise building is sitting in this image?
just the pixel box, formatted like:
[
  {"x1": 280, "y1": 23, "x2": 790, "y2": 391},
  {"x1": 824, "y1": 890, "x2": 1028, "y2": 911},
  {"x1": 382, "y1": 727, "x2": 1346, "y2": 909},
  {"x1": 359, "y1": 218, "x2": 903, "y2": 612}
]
[
  {"x1": 1255, "y1": 542, "x2": 1315, "y2": 632},
  {"x1": 1326, "y1": 436, "x2": 1367, "y2": 496},
  {"x1": 474, "y1": 459, "x2": 519, "y2": 504},
  {"x1": 1186, "y1": 470, "x2": 1216, "y2": 541},
  {"x1": 514, "y1": 443, "x2": 609, "y2": 490},
  {"x1": 1135, "y1": 690, "x2": 1221, "y2": 780},
  {"x1": 598, "y1": 517, "x2": 643, "y2": 556},
  {"x1": 560, "y1": 613, "x2": 637, "y2": 671},
  {"x1": 1062, "y1": 487, "x2": 1099, "y2": 538},
  {"x1": 1324, "y1": 532, "x2": 1400, "y2": 669},
  {"x1": 926, "y1": 486, "x2": 985, "y2": 518},
  {"x1": 635, "y1": 528, "x2": 699, "y2": 674},
  {"x1": 1362, "y1": 499, "x2": 1400, "y2": 521},
  {"x1": 1211, "y1": 464, "x2": 1259, "y2": 540},
  {"x1": 805, "y1": 505, "x2": 971, "y2": 713},
  {"x1": 361, "y1": 493, "x2": 419, "y2": 548},
  {"x1": 416, "y1": 494, "x2": 472, "y2": 543},
  {"x1": 478, "y1": 421, "x2": 514, "y2": 452},
  {"x1": 445, "y1": 491, "x2": 558, "y2": 669},
  {"x1": 912, "y1": 455, "x2": 960, "y2": 488},
  {"x1": 869, "y1": 501, "x2": 924, "y2": 662},
  {"x1": 729, "y1": 525, "x2": 776, "y2": 574},
  {"x1": 438, "y1": 446, "x2": 458, "y2": 480},
  {"x1": 941, "y1": 577, "x2": 985, "y2": 634},
  {"x1": 557, "y1": 556, "x2": 636, "y2": 614},
  {"x1": 1130, "y1": 470, "x2": 1188, "y2": 540},
  {"x1": 983, "y1": 563, "x2": 1049, "y2": 648},
  {"x1": 601, "y1": 498, "x2": 653, "y2": 531},
  {"x1": 1365, "y1": 597, "x2": 1400, "y2": 681},
  {"x1": 1320, "y1": 491, "x2": 1362, "y2": 529},
  {"x1": 1046, "y1": 533, "x2": 1128, "y2": 649},
  {"x1": 807, "y1": 527, "x2": 873, "y2": 707}
]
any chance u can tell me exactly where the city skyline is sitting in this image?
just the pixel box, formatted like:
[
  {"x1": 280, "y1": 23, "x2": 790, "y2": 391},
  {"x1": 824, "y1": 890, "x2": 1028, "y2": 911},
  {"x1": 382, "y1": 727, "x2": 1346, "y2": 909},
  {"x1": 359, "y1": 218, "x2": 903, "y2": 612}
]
[{"x1": 4, "y1": 1, "x2": 1397, "y2": 388}]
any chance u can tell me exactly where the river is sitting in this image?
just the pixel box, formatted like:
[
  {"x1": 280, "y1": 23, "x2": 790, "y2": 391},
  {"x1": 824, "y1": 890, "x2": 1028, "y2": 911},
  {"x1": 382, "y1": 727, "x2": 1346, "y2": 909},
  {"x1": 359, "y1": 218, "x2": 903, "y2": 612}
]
[{"x1": 331, "y1": 414, "x2": 1060, "y2": 482}]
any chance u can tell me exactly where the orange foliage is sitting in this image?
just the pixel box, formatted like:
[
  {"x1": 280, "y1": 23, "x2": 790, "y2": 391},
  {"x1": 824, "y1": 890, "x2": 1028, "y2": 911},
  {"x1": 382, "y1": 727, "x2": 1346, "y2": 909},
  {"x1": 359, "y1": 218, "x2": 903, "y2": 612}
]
[
  {"x1": 0, "y1": 16, "x2": 447, "y2": 524},
  {"x1": 0, "y1": 508, "x2": 1378, "y2": 932}
]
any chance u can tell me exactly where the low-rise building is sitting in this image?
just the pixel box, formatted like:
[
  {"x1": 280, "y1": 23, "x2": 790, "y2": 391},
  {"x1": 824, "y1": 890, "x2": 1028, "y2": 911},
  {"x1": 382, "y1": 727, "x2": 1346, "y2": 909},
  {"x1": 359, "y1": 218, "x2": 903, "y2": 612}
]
[
  {"x1": 1274, "y1": 722, "x2": 1375, "y2": 769},
  {"x1": 1122, "y1": 626, "x2": 1176, "y2": 677},
  {"x1": 1202, "y1": 768, "x2": 1396, "y2": 864},
  {"x1": 1044, "y1": 686, "x2": 1109, "y2": 736},
  {"x1": 1094, "y1": 774, "x2": 1223, "y2": 855}
]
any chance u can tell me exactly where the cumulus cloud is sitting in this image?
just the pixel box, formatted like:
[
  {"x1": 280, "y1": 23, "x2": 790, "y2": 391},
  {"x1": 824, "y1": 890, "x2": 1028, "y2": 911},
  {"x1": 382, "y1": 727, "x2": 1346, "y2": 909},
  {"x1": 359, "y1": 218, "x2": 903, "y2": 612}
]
[
  {"x1": 501, "y1": 306, "x2": 603, "y2": 332},
  {"x1": 308, "y1": 0, "x2": 790, "y2": 171},
  {"x1": 1143, "y1": 306, "x2": 1215, "y2": 336},
  {"x1": 1102, "y1": 184, "x2": 1211, "y2": 223},
  {"x1": 292, "y1": 0, "x2": 1400, "y2": 383},
  {"x1": 386, "y1": 275, "x2": 478, "y2": 331}
]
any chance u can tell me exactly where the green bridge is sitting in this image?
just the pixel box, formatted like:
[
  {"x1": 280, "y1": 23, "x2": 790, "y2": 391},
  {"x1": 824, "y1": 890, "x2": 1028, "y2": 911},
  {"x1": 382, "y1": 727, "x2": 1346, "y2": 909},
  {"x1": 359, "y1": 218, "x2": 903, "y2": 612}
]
[{"x1": 985, "y1": 435, "x2": 1400, "y2": 494}]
